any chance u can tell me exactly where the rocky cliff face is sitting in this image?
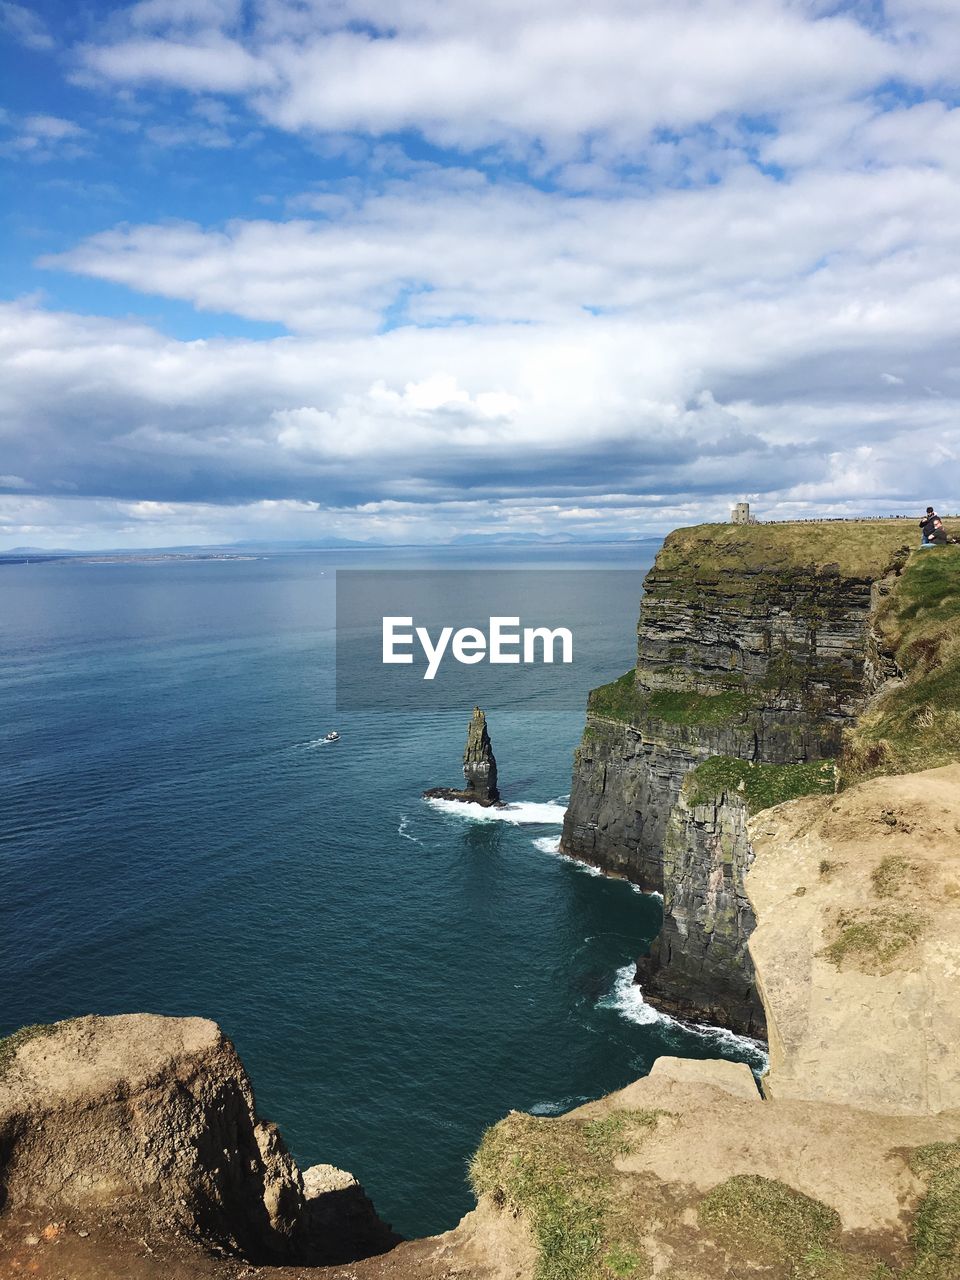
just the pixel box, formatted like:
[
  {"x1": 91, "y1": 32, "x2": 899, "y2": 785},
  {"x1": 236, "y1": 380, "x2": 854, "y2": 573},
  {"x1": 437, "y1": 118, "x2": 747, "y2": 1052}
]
[
  {"x1": 561, "y1": 522, "x2": 911, "y2": 1036},
  {"x1": 636, "y1": 788, "x2": 765, "y2": 1036},
  {"x1": 0, "y1": 1014, "x2": 397, "y2": 1267}
]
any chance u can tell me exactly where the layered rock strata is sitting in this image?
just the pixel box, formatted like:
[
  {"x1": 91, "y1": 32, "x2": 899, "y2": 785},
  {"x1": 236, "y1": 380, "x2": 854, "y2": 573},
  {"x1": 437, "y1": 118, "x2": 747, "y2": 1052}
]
[
  {"x1": 561, "y1": 523, "x2": 910, "y2": 1036},
  {"x1": 424, "y1": 706, "x2": 501, "y2": 806}
]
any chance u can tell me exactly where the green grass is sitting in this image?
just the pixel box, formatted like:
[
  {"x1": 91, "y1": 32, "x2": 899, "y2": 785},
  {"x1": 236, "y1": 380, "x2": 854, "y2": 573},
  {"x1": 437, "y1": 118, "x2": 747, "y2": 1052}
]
[
  {"x1": 654, "y1": 521, "x2": 933, "y2": 584},
  {"x1": 699, "y1": 1175, "x2": 841, "y2": 1269},
  {"x1": 646, "y1": 688, "x2": 754, "y2": 726},
  {"x1": 699, "y1": 1175, "x2": 898, "y2": 1278},
  {"x1": 871, "y1": 856, "x2": 919, "y2": 899},
  {"x1": 0, "y1": 1021, "x2": 59, "y2": 1078},
  {"x1": 588, "y1": 670, "x2": 646, "y2": 723},
  {"x1": 843, "y1": 546, "x2": 960, "y2": 784},
  {"x1": 910, "y1": 1143, "x2": 960, "y2": 1274},
  {"x1": 587, "y1": 670, "x2": 754, "y2": 729},
  {"x1": 819, "y1": 906, "x2": 925, "y2": 971},
  {"x1": 684, "y1": 757, "x2": 836, "y2": 813},
  {"x1": 469, "y1": 1110, "x2": 664, "y2": 1280}
]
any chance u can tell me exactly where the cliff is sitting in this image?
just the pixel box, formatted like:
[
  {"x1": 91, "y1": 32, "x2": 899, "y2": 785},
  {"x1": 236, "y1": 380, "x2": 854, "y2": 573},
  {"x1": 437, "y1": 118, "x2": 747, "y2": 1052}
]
[
  {"x1": 0, "y1": 1014, "x2": 397, "y2": 1269},
  {"x1": 748, "y1": 765, "x2": 960, "y2": 1116},
  {"x1": 559, "y1": 520, "x2": 938, "y2": 1035}
]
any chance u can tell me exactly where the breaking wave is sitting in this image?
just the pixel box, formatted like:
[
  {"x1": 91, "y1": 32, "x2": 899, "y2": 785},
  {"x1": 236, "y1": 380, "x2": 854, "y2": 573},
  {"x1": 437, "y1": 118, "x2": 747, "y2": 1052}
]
[
  {"x1": 425, "y1": 797, "x2": 567, "y2": 825},
  {"x1": 598, "y1": 964, "x2": 769, "y2": 1069},
  {"x1": 532, "y1": 834, "x2": 604, "y2": 877},
  {"x1": 530, "y1": 836, "x2": 664, "y2": 898}
]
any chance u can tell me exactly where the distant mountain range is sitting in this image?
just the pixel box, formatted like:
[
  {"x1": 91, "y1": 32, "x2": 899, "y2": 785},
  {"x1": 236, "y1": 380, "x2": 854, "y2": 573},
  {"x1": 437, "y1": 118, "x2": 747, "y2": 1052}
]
[{"x1": 1, "y1": 532, "x2": 663, "y2": 555}]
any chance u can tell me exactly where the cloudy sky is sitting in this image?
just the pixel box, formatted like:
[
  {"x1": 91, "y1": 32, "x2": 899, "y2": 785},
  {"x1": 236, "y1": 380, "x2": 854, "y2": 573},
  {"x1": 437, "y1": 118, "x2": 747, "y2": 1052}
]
[{"x1": 2, "y1": 0, "x2": 960, "y2": 547}]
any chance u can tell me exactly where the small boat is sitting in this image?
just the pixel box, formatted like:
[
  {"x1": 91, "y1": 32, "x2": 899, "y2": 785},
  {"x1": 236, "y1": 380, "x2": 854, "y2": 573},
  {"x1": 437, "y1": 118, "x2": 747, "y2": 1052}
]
[{"x1": 324, "y1": 730, "x2": 341, "y2": 742}]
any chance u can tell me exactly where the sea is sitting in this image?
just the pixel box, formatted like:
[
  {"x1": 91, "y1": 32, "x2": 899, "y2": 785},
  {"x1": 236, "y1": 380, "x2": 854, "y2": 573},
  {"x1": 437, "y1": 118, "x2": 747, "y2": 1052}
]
[{"x1": 0, "y1": 543, "x2": 766, "y2": 1239}]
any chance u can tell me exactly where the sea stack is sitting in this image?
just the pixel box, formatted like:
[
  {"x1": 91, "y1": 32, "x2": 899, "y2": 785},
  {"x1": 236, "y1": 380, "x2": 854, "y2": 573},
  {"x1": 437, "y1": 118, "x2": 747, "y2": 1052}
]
[{"x1": 423, "y1": 706, "x2": 501, "y2": 806}]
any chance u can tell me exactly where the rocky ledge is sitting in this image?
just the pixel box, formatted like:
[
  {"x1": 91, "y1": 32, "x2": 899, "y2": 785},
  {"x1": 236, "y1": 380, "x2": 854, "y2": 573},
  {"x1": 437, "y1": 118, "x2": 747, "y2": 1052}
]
[
  {"x1": 0, "y1": 1014, "x2": 398, "y2": 1269},
  {"x1": 468, "y1": 762, "x2": 960, "y2": 1280}
]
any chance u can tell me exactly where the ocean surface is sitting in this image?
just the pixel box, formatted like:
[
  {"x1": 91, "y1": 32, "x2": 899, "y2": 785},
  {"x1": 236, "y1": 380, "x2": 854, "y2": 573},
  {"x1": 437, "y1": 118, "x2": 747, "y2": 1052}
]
[{"x1": 0, "y1": 544, "x2": 765, "y2": 1238}]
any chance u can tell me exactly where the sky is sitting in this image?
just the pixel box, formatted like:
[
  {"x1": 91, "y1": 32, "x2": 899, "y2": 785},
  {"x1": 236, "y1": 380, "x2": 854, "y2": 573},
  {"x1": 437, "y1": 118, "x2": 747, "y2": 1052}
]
[{"x1": 2, "y1": 0, "x2": 960, "y2": 548}]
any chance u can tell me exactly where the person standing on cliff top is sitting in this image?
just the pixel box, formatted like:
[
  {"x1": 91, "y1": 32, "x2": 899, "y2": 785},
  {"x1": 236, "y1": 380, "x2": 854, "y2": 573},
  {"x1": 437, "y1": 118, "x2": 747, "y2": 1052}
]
[{"x1": 919, "y1": 506, "x2": 947, "y2": 546}]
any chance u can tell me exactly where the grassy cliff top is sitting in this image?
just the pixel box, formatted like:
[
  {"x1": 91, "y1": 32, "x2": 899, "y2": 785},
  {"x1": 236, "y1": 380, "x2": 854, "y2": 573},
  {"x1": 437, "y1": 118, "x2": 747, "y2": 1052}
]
[
  {"x1": 843, "y1": 544, "x2": 960, "y2": 782},
  {"x1": 656, "y1": 519, "x2": 959, "y2": 581}
]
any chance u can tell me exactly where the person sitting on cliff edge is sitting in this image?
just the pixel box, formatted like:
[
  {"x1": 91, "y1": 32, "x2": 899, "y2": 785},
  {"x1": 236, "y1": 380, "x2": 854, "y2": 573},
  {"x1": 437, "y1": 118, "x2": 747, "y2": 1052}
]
[{"x1": 919, "y1": 506, "x2": 947, "y2": 547}]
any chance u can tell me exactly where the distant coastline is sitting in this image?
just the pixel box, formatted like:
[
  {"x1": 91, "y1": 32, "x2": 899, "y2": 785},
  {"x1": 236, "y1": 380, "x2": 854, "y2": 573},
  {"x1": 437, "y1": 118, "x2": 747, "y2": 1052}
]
[{"x1": 0, "y1": 552, "x2": 264, "y2": 566}]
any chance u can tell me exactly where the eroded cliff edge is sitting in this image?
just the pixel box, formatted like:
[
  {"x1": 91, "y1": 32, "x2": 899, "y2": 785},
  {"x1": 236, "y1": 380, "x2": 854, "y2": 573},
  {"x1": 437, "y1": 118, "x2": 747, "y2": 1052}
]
[
  {"x1": 0, "y1": 1014, "x2": 399, "y2": 1271},
  {"x1": 559, "y1": 520, "x2": 925, "y2": 1036}
]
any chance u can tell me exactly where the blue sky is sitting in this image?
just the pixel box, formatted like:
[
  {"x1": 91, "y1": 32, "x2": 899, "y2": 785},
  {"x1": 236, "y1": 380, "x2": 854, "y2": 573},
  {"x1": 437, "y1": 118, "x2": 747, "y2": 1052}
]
[{"x1": 3, "y1": 0, "x2": 960, "y2": 547}]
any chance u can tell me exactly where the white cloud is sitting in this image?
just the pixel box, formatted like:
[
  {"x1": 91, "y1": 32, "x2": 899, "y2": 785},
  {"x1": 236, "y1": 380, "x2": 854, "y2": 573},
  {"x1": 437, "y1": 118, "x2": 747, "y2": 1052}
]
[
  {"x1": 0, "y1": 1, "x2": 54, "y2": 51},
  {"x1": 71, "y1": 0, "x2": 910, "y2": 157},
  {"x1": 81, "y1": 36, "x2": 274, "y2": 94},
  {"x1": 1, "y1": 114, "x2": 88, "y2": 161},
  {"x1": 2, "y1": 283, "x2": 959, "y2": 544},
  {"x1": 10, "y1": 0, "x2": 960, "y2": 546},
  {"x1": 23, "y1": 115, "x2": 85, "y2": 140},
  {"x1": 44, "y1": 158, "x2": 960, "y2": 342}
]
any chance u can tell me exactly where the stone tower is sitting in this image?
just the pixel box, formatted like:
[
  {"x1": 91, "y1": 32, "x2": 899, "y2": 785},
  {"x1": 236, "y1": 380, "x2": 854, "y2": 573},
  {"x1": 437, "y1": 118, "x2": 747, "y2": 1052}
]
[
  {"x1": 731, "y1": 501, "x2": 750, "y2": 525},
  {"x1": 422, "y1": 706, "x2": 501, "y2": 807},
  {"x1": 461, "y1": 706, "x2": 499, "y2": 803}
]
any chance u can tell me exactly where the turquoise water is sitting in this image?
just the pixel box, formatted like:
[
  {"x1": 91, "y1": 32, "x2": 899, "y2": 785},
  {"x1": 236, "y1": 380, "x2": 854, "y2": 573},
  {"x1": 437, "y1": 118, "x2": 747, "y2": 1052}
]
[{"x1": 0, "y1": 546, "x2": 764, "y2": 1238}]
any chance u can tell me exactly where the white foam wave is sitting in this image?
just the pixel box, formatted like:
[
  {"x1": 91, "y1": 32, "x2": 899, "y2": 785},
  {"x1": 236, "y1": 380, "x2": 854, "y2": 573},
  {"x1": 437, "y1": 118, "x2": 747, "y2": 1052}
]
[
  {"x1": 398, "y1": 816, "x2": 421, "y2": 844},
  {"x1": 530, "y1": 837, "x2": 664, "y2": 894},
  {"x1": 298, "y1": 736, "x2": 334, "y2": 750},
  {"x1": 534, "y1": 835, "x2": 605, "y2": 877},
  {"x1": 425, "y1": 798, "x2": 567, "y2": 825},
  {"x1": 598, "y1": 964, "x2": 769, "y2": 1067},
  {"x1": 692, "y1": 1021, "x2": 768, "y2": 1059},
  {"x1": 598, "y1": 964, "x2": 662, "y2": 1025}
]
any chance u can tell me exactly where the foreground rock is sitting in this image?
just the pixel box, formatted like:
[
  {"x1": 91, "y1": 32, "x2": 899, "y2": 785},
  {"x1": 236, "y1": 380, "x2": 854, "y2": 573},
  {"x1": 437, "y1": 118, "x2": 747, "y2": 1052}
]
[
  {"x1": 0, "y1": 1014, "x2": 397, "y2": 1266},
  {"x1": 423, "y1": 706, "x2": 501, "y2": 806},
  {"x1": 470, "y1": 1053, "x2": 958, "y2": 1279}
]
